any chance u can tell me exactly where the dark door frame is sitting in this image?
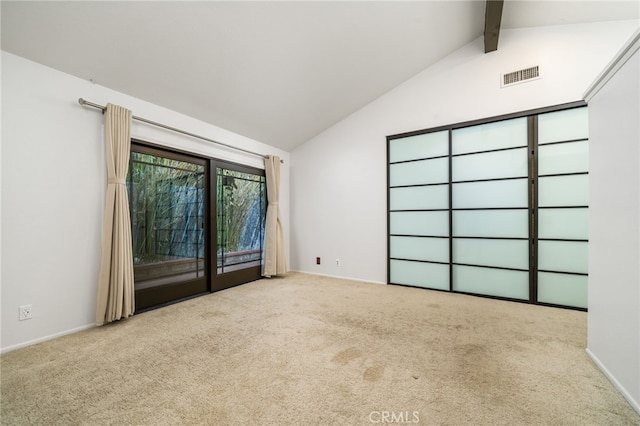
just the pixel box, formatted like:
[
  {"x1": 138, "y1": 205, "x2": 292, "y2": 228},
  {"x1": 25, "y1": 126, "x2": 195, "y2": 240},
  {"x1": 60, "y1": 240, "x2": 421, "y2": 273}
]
[
  {"x1": 130, "y1": 140, "x2": 266, "y2": 311},
  {"x1": 211, "y1": 159, "x2": 266, "y2": 292}
]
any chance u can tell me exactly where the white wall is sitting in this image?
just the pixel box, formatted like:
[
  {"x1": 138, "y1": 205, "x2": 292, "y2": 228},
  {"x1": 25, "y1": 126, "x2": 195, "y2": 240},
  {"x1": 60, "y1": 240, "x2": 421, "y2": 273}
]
[
  {"x1": 290, "y1": 20, "x2": 639, "y2": 284},
  {"x1": 0, "y1": 51, "x2": 290, "y2": 352},
  {"x1": 585, "y1": 30, "x2": 640, "y2": 413}
]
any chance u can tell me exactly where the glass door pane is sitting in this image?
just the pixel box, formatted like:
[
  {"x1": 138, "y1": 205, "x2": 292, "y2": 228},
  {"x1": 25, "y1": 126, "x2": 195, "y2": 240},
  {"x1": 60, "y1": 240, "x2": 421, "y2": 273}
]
[
  {"x1": 390, "y1": 260, "x2": 449, "y2": 291},
  {"x1": 128, "y1": 145, "x2": 208, "y2": 310},
  {"x1": 389, "y1": 131, "x2": 448, "y2": 162},
  {"x1": 452, "y1": 148, "x2": 528, "y2": 181},
  {"x1": 452, "y1": 117, "x2": 527, "y2": 154},
  {"x1": 215, "y1": 166, "x2": 266, "y2": 289},
  {"x1": 538, "y1": 107, "x2": 588, "y2": 144}
]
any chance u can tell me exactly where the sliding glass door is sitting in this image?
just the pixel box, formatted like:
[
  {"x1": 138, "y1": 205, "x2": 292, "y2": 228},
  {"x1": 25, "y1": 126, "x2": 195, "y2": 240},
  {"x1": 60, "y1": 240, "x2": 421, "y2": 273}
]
[
  {"x1": 128, "y1": 144, "x2": 208, "y2": 310},
  {"x1": 387, "y1": 102, "x2": 588, "y2": 310},
  {"x1": 213, "y1": 163, "x2": 266, "y2": 291},
  {"x1": 128, "y1": 143, "x2": 266, "y2": 310}
]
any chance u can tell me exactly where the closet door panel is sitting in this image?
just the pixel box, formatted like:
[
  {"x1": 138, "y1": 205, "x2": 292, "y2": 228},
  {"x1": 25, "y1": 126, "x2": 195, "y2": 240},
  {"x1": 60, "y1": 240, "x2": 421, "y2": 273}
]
[
  {"x1": 538, "y1": 208, "x2": 588, "y2": 240},
  {"x1": 388, "y1": 105, "x2": 589, "y2": 309},
  {"x1": 453, "y1": 179, "x2": 528, "y2": 209},
  {"x1": 390, "y1": 236, "x2": 449, "y2": 263},
  {"x1": 538, "y1": 175, "x2": 589, "y2": 207},
  {"x1": 537, "y1": 272, "x2": 587, "y2": 309},
  {"x1": 452, "y1": 148, "x2": 528, "y2": 181},
  {"x1": 538, "y1": 241, "x2": 588, "y2": 274},
  {"x1": 538, "y1": 140, "x2": 589, "y2": 175},
  {"x1": 389, "y1": 131, "x2": 449, "y2": 163},
  {"x1": 452, "y1": 117, "x2": 527, "y2": 154},
  {"x1": 390, "y1": 211, "x2": 449, "y2": 236},
  {"x1": 538, "y1": 107, "x2": 588, "y2": 144},
  {"x1": 453, "y1": 239, "x2": 529, "y2": 270},
  {"x1": 389, "y1": 185, "x2": 448, "y2": 210},
  {"x1": 453, "y1": 210, "x2": 528, "y2": 238},
  {"x1": 389, "y1": 157, "x2": 449, "y2": 186},
  {"x1": 453, "y1": 266, "x2": 529, "y2": 300},
  {"x1": 390, "y1": 260, "x2": 449, "y2": 290}
]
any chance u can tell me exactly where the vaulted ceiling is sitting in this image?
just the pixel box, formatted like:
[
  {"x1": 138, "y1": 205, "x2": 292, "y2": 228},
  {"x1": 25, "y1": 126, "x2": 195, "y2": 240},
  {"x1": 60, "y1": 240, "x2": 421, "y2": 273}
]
[{"x1": 2, "y1": 1, "x2": 638, "y2": 151}]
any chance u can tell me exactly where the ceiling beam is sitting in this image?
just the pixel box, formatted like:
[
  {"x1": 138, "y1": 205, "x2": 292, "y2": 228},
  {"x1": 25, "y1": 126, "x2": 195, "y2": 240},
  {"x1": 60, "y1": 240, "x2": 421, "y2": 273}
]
[{"x1": 484, "y1": 0, "x2": 504, "y2": 53}]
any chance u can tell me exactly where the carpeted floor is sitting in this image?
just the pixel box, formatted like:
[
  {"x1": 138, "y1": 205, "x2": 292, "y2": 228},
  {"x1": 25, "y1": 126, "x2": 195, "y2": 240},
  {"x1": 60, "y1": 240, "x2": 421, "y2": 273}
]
[{"x1": 1, "y1": 272, "x2": 638, "y2": 425}]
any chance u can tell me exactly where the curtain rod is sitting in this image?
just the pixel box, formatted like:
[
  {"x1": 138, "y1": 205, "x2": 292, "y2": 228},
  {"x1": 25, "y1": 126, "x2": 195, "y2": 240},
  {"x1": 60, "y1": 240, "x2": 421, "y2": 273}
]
[{"x1": 78, "y1": 98, "x2": 282, "y2": 163}]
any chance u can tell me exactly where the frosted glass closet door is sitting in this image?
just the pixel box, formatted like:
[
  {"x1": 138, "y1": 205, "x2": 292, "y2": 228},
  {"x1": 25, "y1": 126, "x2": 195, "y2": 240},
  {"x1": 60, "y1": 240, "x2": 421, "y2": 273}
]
[
  {"x1": 451, "y1": 118, "x2": 529, "y2": 300},
  {"x1": 537, "y1": 107, "x2": 589, "y2": 308},
  {"x1": 388, "y1": 131, "x2": 449, "y2": 290}
]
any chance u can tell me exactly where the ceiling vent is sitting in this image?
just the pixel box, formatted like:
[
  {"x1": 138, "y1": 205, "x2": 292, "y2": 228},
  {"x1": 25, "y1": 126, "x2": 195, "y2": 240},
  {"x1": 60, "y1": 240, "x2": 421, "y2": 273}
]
[{"x1": 501, "y1": 66, "x2": 540, "y2": 87}]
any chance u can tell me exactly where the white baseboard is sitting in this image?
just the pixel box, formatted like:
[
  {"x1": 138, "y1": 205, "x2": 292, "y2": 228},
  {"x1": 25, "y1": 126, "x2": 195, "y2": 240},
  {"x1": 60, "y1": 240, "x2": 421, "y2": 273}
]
[
  {"x1": 586, "y1": 348, "x2": 640, "y2": 415},
  {"x1": 1, "y1": 323, "x2": 96, "y2": 354},
  {"x1": 288, "y1": 269, "x2": 386, "y2": 286}
]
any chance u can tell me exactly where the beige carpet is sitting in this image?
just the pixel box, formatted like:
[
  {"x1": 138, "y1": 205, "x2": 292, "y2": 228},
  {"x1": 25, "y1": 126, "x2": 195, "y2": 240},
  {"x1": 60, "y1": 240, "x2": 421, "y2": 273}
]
[{"x1": 1, "y1": 272, "x2": 638, "y2": 425}]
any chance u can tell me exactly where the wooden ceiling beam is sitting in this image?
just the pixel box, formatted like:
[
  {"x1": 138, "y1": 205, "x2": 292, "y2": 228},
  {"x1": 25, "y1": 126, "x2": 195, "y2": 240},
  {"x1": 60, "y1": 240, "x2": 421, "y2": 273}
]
[{"x1": 484, "y1": 0, "x2": 504, "y2": 53}]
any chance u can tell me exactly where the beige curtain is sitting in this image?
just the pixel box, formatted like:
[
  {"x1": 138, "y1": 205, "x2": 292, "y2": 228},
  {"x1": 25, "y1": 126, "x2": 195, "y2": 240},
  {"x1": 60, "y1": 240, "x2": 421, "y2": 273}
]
[
  {"x1": 95, "y1": 104, "x2": 135, "y2": 325},
  {"x1": 263, "y1": 155, "x2": 286, "y2": 276}
]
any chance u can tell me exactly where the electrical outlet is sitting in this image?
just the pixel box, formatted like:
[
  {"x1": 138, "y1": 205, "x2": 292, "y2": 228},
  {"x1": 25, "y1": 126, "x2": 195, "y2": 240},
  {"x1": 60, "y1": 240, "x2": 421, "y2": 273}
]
[
  {"x1": 19, "y1": 305, "x2": 33, "y2": 321},
  {"x1": 336, "y1": 259, "x2": 341, "y2": 267}
]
